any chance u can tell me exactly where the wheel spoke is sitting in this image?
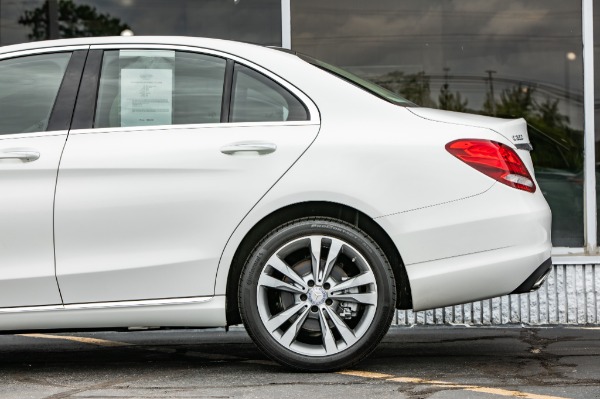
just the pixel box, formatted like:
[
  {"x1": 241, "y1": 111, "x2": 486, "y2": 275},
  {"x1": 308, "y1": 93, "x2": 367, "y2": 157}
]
[
  {"x1": 280, "y1": 306, "x2": 311, "y2": 347},
  {"x1": 265, "y1": 302, "x2": 307, "y2": 332},
  {"x1": 254, "y1": 230, "x2": 382, "y2": 358},
  {"x1": 330, "y1": 292, "x2": 377, "y2": 306},
  {"x1": 267, "y1": 256, "x2": 307, "y2": 291},
  {"x1": 258, "y1": 274, "x2": 305, "y2": 294},
  {"x1": 318, "y1": 308, "x2": 337, "y2": 354},
  {"x1": 320, "y1": 239, "x2": 343, "y2": 284},
  {"x1": 324, "y1": 306, "x2": 357, "y2": 347},
  {"x1": 330, "y1": 271, "x2": 376, "y2": 293},
  {"x1": 309, "y1": 236, "x2": 322, "y2": 281}
]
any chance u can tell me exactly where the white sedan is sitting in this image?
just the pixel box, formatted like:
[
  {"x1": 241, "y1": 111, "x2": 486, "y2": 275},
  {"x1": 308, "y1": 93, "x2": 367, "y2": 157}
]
[{"x1": 0, "y1": 36, "x2": 551, "y2": 371}]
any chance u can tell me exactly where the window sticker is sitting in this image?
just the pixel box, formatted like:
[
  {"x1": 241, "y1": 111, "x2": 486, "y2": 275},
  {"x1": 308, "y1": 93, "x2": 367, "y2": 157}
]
[{"x1": 121, "y1": 68, "x2": 173, "y2": 127}]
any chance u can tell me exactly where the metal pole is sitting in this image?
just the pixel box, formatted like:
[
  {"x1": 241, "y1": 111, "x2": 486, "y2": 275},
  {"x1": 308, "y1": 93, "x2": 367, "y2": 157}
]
[
  {"x1": 583, "y1": 0, "x2": 597, "y2": 253},
  {"x1": 485, "y1": 70, "x2": 497, "y2": 116},
  {"x1": 565, "y1": 56, "x2": 570, "y2": 121},
  {"x1": 281, "y1": 0, "x2": 291, "y2": 49},
  {"x1": 47, "y1": 0, "x2": 59, "y2": 40}
]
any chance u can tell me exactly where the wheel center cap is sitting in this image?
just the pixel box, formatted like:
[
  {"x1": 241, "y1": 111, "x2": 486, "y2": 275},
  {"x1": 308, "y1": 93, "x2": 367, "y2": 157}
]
[{"x1": 307, "y1": 286, "x2": 328, "y2": 306}]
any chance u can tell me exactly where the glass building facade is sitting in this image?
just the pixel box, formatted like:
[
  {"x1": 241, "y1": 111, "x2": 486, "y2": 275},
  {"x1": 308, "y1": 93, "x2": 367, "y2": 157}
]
[
  {"x1": 0, "y1": 0, "x2": 597, "y2": 257},
  {"x1": 0, "y1": 0, "x2": 281, "y2": 46},
  {"x1": 291, "y1": 0, "x2": 585, "y2": 248}
]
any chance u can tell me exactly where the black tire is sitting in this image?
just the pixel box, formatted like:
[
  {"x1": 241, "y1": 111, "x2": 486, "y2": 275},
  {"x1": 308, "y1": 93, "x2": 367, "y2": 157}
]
[{"x1": 239, "y1": 217, "x2": 396, "y2": 371}]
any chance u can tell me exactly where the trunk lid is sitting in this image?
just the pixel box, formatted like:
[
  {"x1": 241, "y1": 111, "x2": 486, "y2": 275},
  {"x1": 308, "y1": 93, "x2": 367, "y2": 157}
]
[{"x1": 407, "y1": 107, "x2": 532, "y2": 150}]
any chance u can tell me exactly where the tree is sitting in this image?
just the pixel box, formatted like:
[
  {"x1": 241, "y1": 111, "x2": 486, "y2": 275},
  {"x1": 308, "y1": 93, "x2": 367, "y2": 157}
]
[
  {"x1": 494, "y1": 83, "x2": 535, "y2": 119},
  {"x1": 481, "y1": 83, "x2": 582, "y2": 172},
  {"x1": 482, "y1": 92, "x2": 496, "y2": 116},
  {"x1": 19, "y1": 0, "x2": 130, "y2": 40},
  {"x1": 536, "y1": 97, "x2": 569, "y2": 128},
  {"x1": 438, "y1": 81, "x2": 468, "y2": 112},
  {"x1": 377, "y1": 71, "x2": 436, "y2": 107}
]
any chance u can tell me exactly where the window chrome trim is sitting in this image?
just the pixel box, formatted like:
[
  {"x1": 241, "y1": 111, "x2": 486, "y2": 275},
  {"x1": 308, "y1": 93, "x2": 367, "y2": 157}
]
[
  {"x1": 67, "y1": 120, "x2": 318, "y2": 136},
  {"x1": 0, "y1": 45, "x2": 89, "y2": 61},
  {"x1": 583, "y1": 0, "x2": 597, "y2": 254},
  {"x1": 0, "y1": 131, "x2": 68, "y2": 141},
  {"x1": 89, "y1": 43, "x2": 320, "y2": 125}
]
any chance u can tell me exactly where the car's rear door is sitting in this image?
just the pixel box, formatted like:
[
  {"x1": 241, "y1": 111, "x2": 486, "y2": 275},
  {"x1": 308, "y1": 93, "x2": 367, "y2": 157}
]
[
  {"x1": 0, "y1": 48, "x2": 87, "y2": 308},
  {"x1": 54, "y1": 45, "x2": 320, "y2": 304}
]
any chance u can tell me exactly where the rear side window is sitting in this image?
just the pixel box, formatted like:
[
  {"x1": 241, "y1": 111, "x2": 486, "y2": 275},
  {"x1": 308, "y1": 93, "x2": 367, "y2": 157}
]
[
  {"x1": 95, "y1": 50, "x2": 226, "y2": 128},
  {"x1": 230, "y1": 64, "x2": 308, "y2": 123},
  {"x1": 0, "y1": 53, "x2": 71, "y2": 135}
]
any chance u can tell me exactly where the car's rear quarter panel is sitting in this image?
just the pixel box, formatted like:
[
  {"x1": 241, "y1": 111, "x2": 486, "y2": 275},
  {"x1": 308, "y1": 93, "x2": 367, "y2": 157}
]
[{"x1": 215, "y1": 51, "x2": 544, "y2": 303}]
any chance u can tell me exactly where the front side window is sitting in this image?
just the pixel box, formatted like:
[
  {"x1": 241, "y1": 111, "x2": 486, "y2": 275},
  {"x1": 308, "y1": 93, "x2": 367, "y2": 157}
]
[
  {"x1": 230, "y1": 64, "x2": 308, "y2": 123},
  {"x1": 95, "y1": 50, "x2": 226, "y2": 128},
  {"x1": 0, "y1": 52, "x2": 71, "y2": 135}
]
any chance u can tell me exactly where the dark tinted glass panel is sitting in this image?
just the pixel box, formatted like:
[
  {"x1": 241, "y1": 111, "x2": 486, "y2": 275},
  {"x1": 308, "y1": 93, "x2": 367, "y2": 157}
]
[
  {"x1": 231, "y1": 64, "x2": 308, "y2": 123},
  {"x1": 298, "y1": 53, "x2": 413, "y2": 106},
  {"x1": 0, "y1": 0, "x2": 280, "y2": 46},
  {"x1": 292, "y1": 0, "x2": 584, "y2": 247},
  {"x1": 0, "y1": 0, "x2": 45, "y2": 46},
  {"x1": 95, "y1": 50, "x2": 226, "y2": 128},
  {"x1": 0, "y1": 52, "x2": 71, "y2": 134}
]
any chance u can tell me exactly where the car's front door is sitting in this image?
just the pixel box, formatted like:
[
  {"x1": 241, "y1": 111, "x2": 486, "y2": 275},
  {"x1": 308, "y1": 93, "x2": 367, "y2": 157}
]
[
  {"x1": 0, "y1": 50, "x2": 85, "y2": 308},
  {"x1": 54, "y1": 47, "x2": 320, "y2": 304}
]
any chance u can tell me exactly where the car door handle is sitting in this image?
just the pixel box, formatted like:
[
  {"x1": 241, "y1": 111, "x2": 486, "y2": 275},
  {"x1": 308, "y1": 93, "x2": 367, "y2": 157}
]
[
  {"x1": 0, "y1": 150, "x2": 40, "y2": 162},
  {"x1": 220, "y1": 142, "x2": 277, "y2": 155}
]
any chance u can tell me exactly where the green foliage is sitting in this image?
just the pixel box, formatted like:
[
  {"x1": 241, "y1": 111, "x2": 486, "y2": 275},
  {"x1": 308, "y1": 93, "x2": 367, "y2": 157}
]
[
  {"x1": 537, "y1": 97, "x2": 569, "y2": 127},
  {"x1": 18, "y1": 0, "x2": 130, "y2": 40},
  {"x1": 484, "y1": 85, "x2": 583, "y2": 172},
  {"x1": 495, "y1": 83, "x2": 535, "y2": 119},
  {"x1": 376, "y1": 68, "x2": 582, "y2": 172},
  {"x1": 376, "y1": 71, "x2": 437, "y2": 107},
  {"x1": 482, "y1": 92, "x2": 496, "y2": 116},
  {"x1": 438, "y1": 81, "x2": 468, "y2": 112}
]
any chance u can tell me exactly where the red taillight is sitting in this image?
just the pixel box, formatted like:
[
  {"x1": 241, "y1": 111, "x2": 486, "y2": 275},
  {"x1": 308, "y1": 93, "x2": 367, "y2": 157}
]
[{"x1": 446, "y1": 139, "x2": 536, "y2": 193}]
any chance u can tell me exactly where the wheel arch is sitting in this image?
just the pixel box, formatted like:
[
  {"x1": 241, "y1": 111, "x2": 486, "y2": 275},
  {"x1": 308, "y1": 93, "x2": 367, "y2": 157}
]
[{"x1": 225, "y1": 201, "x2": 412, "y2": 326}]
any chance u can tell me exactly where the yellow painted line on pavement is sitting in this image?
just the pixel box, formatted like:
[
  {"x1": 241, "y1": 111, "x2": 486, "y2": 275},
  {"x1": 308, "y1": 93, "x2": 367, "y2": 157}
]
[
  {"x1": 338, "y1": 370, "x2": 572, "y2": 399},
  {"x1": 387, "y1": 376, "x2": 474, "y2": 387},
  {"x1": 468, "y1": 386, "x2": 569, "y2": 399},
  {"x1": 18, "y1": 333, "x2": 132, "y2": 347},
  {"x1": 18, "y1": 334, "x2": 243, "y2": 362},
  {"x1": 337, "y1": 370, "x2": 393, "y2": 379}
]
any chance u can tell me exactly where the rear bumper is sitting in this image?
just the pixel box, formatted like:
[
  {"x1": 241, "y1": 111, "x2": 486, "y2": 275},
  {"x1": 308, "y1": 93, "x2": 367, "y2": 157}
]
[
  {"x1": 376, "y1": 182, "x2": 552, "y2": 311},
  {"x1": 403, "y1": 242, "x2": 551, "y2": 311},
  {"x1": 511, "y1": 258, "x2": 552, "y2": 294}
]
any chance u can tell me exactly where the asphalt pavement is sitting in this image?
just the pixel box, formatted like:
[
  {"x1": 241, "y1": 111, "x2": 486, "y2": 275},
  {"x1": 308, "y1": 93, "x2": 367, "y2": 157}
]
[{"x1": 0, "y1": 326, "x2": 598, "y2": 399}]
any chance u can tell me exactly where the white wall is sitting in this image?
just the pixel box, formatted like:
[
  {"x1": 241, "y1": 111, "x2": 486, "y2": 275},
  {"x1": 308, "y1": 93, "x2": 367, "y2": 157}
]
[{"x1": 395, "y1": 264, "x2": 600, "y2": 325}]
